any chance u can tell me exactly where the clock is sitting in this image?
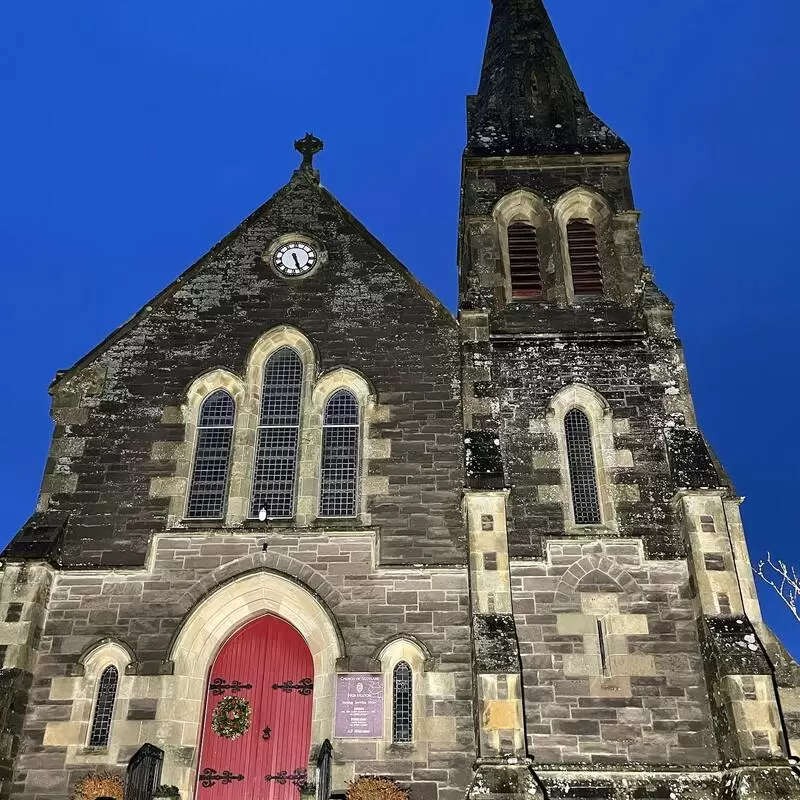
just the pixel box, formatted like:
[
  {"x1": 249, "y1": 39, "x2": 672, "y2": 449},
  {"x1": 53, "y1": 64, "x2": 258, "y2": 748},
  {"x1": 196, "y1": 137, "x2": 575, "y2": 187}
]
[{"x1": 273, "y1": 241, "x2": 318, "y2": 277}]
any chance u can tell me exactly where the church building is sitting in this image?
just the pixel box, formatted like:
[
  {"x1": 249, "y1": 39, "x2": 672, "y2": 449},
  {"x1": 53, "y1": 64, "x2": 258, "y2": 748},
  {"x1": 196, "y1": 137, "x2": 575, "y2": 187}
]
[{"x1": 4, "y1": 1, "x2": 800, "y2": 799}]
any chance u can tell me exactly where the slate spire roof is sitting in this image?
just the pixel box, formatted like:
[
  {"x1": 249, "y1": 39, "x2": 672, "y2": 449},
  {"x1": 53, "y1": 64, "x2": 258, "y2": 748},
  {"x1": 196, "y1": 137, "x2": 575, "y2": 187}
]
[{"x1": 467, "y1": 0, "x2": 629, "y2": 156}]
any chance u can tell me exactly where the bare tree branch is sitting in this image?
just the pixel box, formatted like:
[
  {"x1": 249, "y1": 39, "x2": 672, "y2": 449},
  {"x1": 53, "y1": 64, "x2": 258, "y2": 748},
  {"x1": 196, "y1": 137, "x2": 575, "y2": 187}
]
[{"x1": 754, "y1": 554, "x2": 800, "y2": 623}]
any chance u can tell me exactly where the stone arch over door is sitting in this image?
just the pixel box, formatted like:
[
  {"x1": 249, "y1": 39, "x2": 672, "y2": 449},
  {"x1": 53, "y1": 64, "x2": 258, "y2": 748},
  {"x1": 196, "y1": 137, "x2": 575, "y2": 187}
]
[{"x1": 160, "y1": 571, "x2": 343, "y2": 797}]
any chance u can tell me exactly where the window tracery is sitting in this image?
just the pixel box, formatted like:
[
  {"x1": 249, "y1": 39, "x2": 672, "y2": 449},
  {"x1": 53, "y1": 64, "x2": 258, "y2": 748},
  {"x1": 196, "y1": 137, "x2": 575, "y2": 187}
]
[{"x1": 176, "y1": 330, "x2": 375, "y2": 527}]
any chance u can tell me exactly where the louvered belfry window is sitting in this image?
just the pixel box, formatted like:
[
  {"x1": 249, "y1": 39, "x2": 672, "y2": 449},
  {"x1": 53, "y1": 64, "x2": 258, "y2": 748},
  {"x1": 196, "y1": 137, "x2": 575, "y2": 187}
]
[
  {"x1": 564, "y1": 409, "x2": 602, "y2": 524},
  {"x1": 186, "y1": 390, "x2": 235, "y2": 519},
  {"x1": 89, "y1": 666, "x2": 119, "y2": 748},
  {"x1": 319, "y1": 390, "x2": 360, "y2": 518},
  {"x1": 507, "y1": 221, "x2": 543, "y2": 300},
  {"x1": 567, "y1": 219, "x2": 604, "y2": 296},
  {"x1": 250, "y1": 348, "x2": 303, "y2": 519},
  {"x1": 392, "y1": 661, "x2": 413, "y2": 743}
]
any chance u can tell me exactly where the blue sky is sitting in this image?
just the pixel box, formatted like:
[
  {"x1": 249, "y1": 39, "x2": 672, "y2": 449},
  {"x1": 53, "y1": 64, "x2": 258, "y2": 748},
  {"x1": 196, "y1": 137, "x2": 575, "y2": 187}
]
[{"x1": 2, "y1": 1, "x2": 799, "y2": 653}]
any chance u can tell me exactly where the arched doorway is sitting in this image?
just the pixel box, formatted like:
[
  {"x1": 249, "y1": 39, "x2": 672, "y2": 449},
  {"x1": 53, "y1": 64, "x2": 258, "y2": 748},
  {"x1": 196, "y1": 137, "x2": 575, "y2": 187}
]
[{"x1": 196, "y1": 615, "x2": 314, "y2": 799}]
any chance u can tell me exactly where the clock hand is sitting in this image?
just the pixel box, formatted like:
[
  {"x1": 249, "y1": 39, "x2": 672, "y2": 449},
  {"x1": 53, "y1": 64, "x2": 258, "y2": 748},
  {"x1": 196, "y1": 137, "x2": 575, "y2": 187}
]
[{"x1": 292, "y1": 253, "x2": 301, "y2": 268}]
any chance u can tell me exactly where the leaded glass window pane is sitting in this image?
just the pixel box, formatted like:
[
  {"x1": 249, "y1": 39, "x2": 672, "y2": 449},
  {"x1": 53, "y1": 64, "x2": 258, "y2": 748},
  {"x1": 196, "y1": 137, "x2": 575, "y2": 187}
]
[
  {"x1": 392, "y1": 662, "x2": 413, "y2": 743},
  {"x1": 260, "y1": 348, "x2": 303, "y2": 426},
  {"x1": 251, "y1": 349, "x2": 303, "y2": 518},
  {"x1": 319, "y1": 390, "x2": 360, "y2": 518},
  {"x1": 89, "y1": 666, "x2": 118, "y2": 748},
  {"x1": 186, "y1": 390, "x2": 235, "y2": 519},
  {"x1": 564, "y1": 409, "x2": 601, "y2": 524}
]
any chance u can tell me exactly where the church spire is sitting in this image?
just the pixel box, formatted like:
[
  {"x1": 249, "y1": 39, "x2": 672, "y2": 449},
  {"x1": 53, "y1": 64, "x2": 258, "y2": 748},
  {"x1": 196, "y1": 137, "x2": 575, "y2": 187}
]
[{"x1": 468, "y1": 0, "x2": 628, "y2": 156}]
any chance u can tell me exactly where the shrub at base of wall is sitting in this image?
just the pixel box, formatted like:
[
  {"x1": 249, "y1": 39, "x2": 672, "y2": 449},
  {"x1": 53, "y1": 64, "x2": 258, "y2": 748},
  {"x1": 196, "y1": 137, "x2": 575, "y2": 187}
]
[{"x1": 347, "y1": 777, "x2": 410, "y2": 800}]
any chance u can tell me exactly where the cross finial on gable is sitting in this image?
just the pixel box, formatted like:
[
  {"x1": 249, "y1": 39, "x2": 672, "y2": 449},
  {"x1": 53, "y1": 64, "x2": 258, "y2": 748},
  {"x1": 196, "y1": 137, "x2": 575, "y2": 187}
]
[{"x1": 295, "y1": 133, "x2": 324, "y2": 170}]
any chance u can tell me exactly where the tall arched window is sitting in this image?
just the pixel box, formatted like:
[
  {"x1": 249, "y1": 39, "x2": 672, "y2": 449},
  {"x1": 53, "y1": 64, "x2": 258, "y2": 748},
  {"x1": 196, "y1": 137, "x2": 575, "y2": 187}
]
[
  {"x1": 186, "y1": 390, "x2": 236, "y2": 519},
  {"x1": 564, "y1": 409, "x2": 601, "y2": 524},
  {"x1": 319, "y1": 390, "x2": 360, "y2": 518},
  {"x1": 507, "y1": 221, "x2": 542, "y2": 300},
  {"x1": 251, "y1": 348, "x2": 303, "y2": 519},
  {"x1": 566, "y1": 219, "x2": 603, "y2": 296},
  {"x1": 89, "y1": 666, "x2": 118, "y2": 748},
  {"x1": 392, "y1": 661, "x2": 413, "y2": 743}
]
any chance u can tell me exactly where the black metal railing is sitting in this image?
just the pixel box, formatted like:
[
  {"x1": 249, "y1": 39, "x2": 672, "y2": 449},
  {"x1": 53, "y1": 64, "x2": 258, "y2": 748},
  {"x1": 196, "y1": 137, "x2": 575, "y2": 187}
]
[
  {"x1": 316, "y1": 739, "x2": 333, "y2": 800},
  {"x1": 125, "y1": 744, "x2": 164, "y2": 800}
]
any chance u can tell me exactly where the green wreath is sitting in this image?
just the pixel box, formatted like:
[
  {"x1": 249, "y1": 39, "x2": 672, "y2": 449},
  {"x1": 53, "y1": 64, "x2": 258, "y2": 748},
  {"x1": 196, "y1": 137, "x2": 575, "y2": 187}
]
[{"x1": 211, "y1": 697, "x2": 252, "y2": 741}]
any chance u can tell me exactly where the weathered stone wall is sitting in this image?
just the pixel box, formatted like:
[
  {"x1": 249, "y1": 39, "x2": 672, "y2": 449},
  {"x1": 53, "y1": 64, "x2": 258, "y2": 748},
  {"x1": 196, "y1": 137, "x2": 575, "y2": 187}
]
[
  {"x1": 471, "y1": 334, "x2": 684, "y2": 559},
  {"x1": 512, "y1": 540, "x2": 717, "y2": 766},
  {"x1": 33, "y1": 171, "x2": 464, "y2": 569},
  {"x1": 459, "y1": 159, "x2": 689, "y2": 561},
  {"x1": 9, "y1": 533, "x2": 475, "y2": 800}
]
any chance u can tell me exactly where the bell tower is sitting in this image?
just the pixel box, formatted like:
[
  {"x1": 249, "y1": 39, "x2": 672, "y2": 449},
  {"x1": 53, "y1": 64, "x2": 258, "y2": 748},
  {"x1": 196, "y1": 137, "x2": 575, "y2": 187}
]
[
  {"x1": 459, "y1": 0, "x2": 662, "y2": 556},
  {"x1": 460, "y1": 1, "x2": 800, "y2": 798},
  {"x1": 460, "y1": 0, "x2": 646, "y2": 334}
]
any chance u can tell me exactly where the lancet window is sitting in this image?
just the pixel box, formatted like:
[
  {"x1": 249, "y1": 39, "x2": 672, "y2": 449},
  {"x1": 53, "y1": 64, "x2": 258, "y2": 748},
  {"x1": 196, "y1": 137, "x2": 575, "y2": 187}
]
[
  {"x1": 564, "y1": 408, "x2": 602, "y2": 524},
  {"x1": 319, "y1": 390, "x2": 360, "y2": 518},
  {"x1": 250, "y1": 348, "x2": 303, "y2": 519},
  {"x1": 392, "y1": 661, "x2": 413, "y2": 743},
  {"x1": 186, "y1": 390, "x2": 236, "y2": 519},
  {"x1": 89, "y1": 666, "x2": 118, "y2": 748}
]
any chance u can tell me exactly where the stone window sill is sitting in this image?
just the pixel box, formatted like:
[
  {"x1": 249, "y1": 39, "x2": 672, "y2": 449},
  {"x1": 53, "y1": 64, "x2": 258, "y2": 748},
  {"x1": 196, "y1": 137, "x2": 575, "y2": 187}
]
[{"x1": 565, "y1": 523, "x2": 616, "y2": 534}]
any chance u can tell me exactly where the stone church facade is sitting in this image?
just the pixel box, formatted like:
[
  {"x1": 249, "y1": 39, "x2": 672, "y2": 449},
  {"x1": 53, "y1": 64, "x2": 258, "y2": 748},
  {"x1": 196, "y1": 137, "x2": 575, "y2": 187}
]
[{"x1": 3, "y1": 1, "x2": 800, "y2": 799}]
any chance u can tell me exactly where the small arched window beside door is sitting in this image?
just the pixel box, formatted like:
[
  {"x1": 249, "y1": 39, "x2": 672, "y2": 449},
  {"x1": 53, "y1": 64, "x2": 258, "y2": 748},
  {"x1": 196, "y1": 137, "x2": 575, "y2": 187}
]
[
  {"x1": 392, "y1": 661, "x2": 413, "y2": 743},
  {"x1": 89, "y1": 666, "x2": 119, "y2": 748}
]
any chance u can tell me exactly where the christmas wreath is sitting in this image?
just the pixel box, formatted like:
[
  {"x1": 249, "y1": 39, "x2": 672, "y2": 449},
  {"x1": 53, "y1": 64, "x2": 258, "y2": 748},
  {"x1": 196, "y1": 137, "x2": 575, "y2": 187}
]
[{"x1": 211, "y1": 696, "x2": 252, "y2": 740}]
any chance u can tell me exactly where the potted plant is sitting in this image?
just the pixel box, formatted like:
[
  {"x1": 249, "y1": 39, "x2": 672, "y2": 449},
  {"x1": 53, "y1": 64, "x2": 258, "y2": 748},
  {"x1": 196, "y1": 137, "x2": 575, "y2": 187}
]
[
  {"x1": 346, "y1": 777, "x2": 409, "y2": 800},
  {"x1": 72, "y1": 774, "x2": 124, "y2": 800}
]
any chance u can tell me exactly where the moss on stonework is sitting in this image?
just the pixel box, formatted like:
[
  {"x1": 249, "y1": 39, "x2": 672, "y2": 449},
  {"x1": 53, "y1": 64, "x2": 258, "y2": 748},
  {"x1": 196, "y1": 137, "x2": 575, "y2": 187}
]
[
  {"x1": 664, "y1": 428, "x2": 721, "y2": 491},
  {"x1": 464, "y1": 431, "x2": 506, "y2": 490},
  {"x1": 473, "y1": 615, "x2": 521, "y2": 673},
  {"x1": 720, "y1": 767, "x2": 800, "y2": 799},
  {"x1": 468, "y1": 765, "x2": 544, "y2": 798}
]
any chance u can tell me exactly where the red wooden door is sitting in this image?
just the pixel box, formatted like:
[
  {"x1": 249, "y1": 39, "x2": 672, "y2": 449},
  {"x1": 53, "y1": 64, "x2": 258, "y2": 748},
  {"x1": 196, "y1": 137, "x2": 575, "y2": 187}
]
[{"x1": 196, "y1": 616, "x2": 314, "y2": 800}]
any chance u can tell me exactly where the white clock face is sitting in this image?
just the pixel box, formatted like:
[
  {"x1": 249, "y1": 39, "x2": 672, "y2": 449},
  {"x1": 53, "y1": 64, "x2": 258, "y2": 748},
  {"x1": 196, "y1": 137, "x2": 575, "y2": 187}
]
[{"x1": 273, "y1": 242, "x2": 318, "y2": 277}]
